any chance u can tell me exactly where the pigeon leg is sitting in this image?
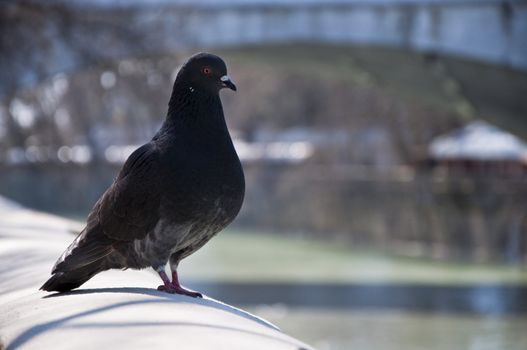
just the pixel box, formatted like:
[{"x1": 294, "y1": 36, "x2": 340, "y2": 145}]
[
  {"x1": 156, "y1": 269, "x2": 172, "y2": 290},
  {"x1": 170, "y1": 270, "x2": 202, "y2": 298},
  {"x1": 156, "y1": 268, "x2": 202, "y2": 298}
]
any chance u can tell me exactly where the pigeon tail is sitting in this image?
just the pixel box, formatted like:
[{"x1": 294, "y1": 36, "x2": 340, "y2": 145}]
[{"x1": 40, "y1": 262, "x2": 106, "y2": 292}]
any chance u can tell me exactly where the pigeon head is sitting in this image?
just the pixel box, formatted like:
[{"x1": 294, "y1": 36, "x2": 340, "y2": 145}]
[{"x1": 176, "y1": 53, "x2": 237, "y2": 94}]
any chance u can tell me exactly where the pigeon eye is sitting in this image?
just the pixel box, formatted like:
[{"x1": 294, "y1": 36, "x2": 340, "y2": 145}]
[{"x1": 202, "y1": 67, "x2": 212, "y2": 76}]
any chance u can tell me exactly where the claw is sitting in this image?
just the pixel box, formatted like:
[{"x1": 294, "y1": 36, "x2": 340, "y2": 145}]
[
  {"x1": 156, "y1": 269, "x2": 202, "y2": 298},
  {"x1": 157, "y1": 284, "x2": 202, "y2": 298}
]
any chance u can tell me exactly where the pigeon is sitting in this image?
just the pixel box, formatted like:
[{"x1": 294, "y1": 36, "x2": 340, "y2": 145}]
[{"x1": 41, "y1": 53, "x2": 244, "y2": 297}]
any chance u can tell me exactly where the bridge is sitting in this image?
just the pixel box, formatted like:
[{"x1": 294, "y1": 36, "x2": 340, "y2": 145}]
[{"x1": 2, "y1": 0, "x2": 526, "y2": 96}]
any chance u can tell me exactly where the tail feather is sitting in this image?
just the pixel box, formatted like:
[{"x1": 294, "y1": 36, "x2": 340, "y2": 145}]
[
  {"x1": 52, "y1": 227, "x2": 114, "y2": 274},
  {"x1": 40, "y1": 262, "x2": 106, "y2": 292},
  {"x1": 42, "y1": 223, "x2": 115, "y2": 293}
]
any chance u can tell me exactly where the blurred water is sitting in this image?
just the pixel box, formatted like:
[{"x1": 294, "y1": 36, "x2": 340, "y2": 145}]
[
  {"x1": 187, "y1": 282, "x2": 527, "y2": 315},
  {"x1": 246, "y1": 308, "x2": 527, "y2": 350}
]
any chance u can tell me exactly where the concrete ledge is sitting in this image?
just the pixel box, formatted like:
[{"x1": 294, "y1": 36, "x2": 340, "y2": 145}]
[{"x1": 0, "y1": 198, "x2": 312, "y2": 350}]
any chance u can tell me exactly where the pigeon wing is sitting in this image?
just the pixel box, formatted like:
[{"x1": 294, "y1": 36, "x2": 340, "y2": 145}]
[
  {"x1": 96, "y1": 142, "x2": 162, "y2": 241},
  {"x1": 50, "y1": 142, "x2": 161, "y2": 274}
]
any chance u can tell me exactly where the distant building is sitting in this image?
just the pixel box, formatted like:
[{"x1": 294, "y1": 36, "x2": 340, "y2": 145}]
[{"x1": 428, "y1": 121, "x2": 527, "y2": 177}]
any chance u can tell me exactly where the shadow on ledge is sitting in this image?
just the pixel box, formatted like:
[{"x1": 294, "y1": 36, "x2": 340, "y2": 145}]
[
  {"x1": 7, "y1": 287, "x2": 283, "y2": 350},
  {"x1": 43, "y1": 286, "x2": 279, "y2": 329}
]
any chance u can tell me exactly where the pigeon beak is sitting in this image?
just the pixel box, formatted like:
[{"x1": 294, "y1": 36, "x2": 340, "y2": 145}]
[{"x1": 220, "y1": 75, "x2": 237, "y2": 91}]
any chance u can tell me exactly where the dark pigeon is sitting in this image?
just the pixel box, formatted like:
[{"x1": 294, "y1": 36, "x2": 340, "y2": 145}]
[{"x1": 41, "y1": 53, "x2": 244, "y2": 297}]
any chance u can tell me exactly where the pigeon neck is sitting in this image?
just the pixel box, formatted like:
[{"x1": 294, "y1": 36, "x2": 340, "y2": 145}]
[
  {"x1": 160, "y1": 82, "x2": 228, "y2": 137},
  {"x1": 166, "y1": 82, "x2": 221, "y2": 118}
]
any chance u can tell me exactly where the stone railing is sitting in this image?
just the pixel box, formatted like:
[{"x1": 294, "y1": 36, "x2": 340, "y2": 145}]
[{"x1": 0, "y1": 197, "x2": 312, "y2": 350}]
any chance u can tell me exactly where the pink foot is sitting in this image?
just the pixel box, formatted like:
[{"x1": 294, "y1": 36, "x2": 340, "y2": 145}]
[
  {"x1": 156, "y1": 269, "x2": 202, "y2": 298},
  {"x1": 157, "y1": 283, "x2": 202, "y2": 298}
]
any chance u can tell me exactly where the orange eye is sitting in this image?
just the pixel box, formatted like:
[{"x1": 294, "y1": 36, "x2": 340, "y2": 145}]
[{"x1": 202, "y1": 67, "x2": 212, "y2": 76}]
